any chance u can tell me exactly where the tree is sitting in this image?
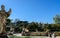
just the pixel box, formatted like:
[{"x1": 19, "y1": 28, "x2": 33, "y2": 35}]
[
  {"x1": 6, "y1": 18, "x2": 12, "y2": 26},
  {"x1": 14, "y1": 19, "x2": 29, "y2": 33},
  {"x1": 53, "y1": 14, "x2": 60, "y2": 31},
  {"x1": 38, "y1": 23, "x2": 44, "y2": 31},
  {"x1": 6, "y1": 19, "x2": 12, "y2": 31},
  {"x1": 53, "y1": 14, "x2": 60, "y2": 24},
  {"x1": 27, "y1": 22, "x2": 38, "y2": 32}
]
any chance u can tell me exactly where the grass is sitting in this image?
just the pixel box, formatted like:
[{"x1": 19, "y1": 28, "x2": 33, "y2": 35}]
[
  {"x1": 8, "y1": 35, "x2": 48, "y2": 38},
  {"x1": 8, "y1": 33, "x2": 60, "y2": 38},
  {"x1": 9, "y1": 35, "x2": 31, "y2": 38}
]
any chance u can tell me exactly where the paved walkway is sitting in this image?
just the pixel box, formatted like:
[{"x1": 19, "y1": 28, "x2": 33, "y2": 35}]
[{"x1": 13, "y1": 33, "x2": 22, "y2": 36}]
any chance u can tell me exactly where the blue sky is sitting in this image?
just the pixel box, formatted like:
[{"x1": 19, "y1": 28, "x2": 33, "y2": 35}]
[{"x1": 0, "y1": 0, "x2": 60, "y2": 23}]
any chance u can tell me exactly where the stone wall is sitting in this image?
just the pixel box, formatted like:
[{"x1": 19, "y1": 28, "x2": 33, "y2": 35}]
[{"x1": 30, "y1": 32, "x2": 47, "y2": 36}]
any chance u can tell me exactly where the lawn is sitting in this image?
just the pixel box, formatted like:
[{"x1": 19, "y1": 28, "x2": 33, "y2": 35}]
[
  {"x1": 9, "y1": 35, "x2": 31, "y2": 38},
  {"x1": 8, "y1": 35, "x2": 48, "y2": 38}
]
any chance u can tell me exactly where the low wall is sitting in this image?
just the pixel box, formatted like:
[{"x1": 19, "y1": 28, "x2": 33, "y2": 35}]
[
  {"x1": 22, "y1": 32, "x2": 60, "y2": 36},
  {"x1": 55, "y1": 32, "x2": 60, "y2": 36},
  {"x1": 30, "y1": 32, "x2": 48, "y2": 36}
]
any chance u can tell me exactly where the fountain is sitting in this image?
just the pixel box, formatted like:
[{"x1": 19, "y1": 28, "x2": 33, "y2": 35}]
[
  {"x1": 47, "y1": 32, "x2": 56, "y2": 38},
  {"x1": 52, "y1": 32, "x2": 56, "y2": 38}
]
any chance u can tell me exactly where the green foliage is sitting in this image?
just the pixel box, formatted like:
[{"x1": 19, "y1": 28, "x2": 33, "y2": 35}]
[
  {"x1": 6, "y1": 15, "x2": 60, "y2": 33},
  {"x1": 53, "y1": 14, "x2": 60, "y2": 24},
  {"x1": 6, "y1": 18, "x2": 12, "y2": 26},
  {"x1": 27, "y1": 22, "x2": 38, "y2": 32},
  {"x1": 14, "y1": 27, "x2": 22, "y2": 33}
]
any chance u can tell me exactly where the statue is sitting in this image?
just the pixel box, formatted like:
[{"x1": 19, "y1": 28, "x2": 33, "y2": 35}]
[{"x1": 0, "y1": 5, "x2": 11, "y2": 38}]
